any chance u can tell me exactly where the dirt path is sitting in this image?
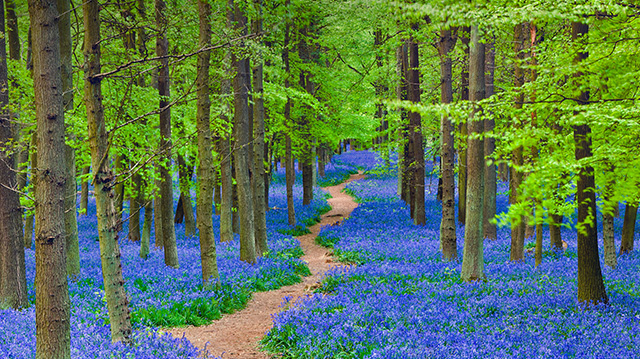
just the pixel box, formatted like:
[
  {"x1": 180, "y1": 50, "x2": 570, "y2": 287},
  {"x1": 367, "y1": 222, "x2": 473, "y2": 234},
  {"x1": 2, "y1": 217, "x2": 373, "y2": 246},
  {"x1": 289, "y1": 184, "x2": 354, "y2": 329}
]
[{"x1": 167, "y1": 173, "x2": 364, "y2": 358}]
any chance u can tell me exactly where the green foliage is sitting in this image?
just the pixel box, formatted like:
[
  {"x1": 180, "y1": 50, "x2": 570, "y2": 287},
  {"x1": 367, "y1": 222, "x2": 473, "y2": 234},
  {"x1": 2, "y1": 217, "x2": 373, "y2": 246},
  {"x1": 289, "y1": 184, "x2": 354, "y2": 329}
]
[{"x1": 277, "y1": 225, "x2": 311, "y2": 236}]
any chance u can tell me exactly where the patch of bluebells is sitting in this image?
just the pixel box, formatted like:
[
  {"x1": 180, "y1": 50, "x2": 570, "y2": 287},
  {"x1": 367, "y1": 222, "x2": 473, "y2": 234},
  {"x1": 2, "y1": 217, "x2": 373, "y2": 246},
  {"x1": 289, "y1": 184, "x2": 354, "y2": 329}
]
[
  {"x1": 263, "y1": 152, "x2": 640, "y2": 358},
  {"x1": 2, "y1": 177, "x2": 330, "y2": 358}
]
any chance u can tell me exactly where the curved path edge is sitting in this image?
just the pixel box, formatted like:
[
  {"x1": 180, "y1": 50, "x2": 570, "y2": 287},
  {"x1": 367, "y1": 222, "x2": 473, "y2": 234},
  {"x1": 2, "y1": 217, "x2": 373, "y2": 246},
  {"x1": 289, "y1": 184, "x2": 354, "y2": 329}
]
[{"x1": 167, "y1": 172, "x2": 365, "y2": 358}]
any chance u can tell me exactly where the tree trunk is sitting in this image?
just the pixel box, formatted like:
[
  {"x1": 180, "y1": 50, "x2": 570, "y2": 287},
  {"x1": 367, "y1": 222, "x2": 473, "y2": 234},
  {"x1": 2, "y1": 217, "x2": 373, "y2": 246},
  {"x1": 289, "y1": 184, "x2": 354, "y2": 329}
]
[
  {"x1": 195, "y1": 0, "x2": 219, "y2": 288},
  {"x1": 572, "y1": 21, "x2": 608, "y2": 305},
  {"x1": 620, "y1": 203, "x2": 637, "y2": 255},
  {"x1": 28, "y1": 0, "x2": 71, "y2": 355},
  {"x1": 156, "y1": 0, "x2": 178, "y2": 268},
  {"x1": 231, "y1": 0, "x2": 256, "y2": 264},
  {"x1": 219, "y1": 137, "x2": 234, "y2": 242},
  {"x1": 83, "y1": 0, "x2": 132, "y2": 342},
  {"x1": 80, "y1": 166, "x2": 90, "y2": 215},
  {"x1": 176, "y1": 155, "x2": 196, "y2": 237},
  {"x1": 0, "y1": 0, "x2": 28, "y2": 309},
  {"x1": 114, "y1": 154, "x2": 126, "y2": 223},
  {"x1": 24, "y1": 132, "x2": 36, "y2": 248},
  {"x1": 602, "y1": 162, "x2": 617, "y2": 268},
  {"x1": 283, "y1": 1, "x2": 295, "y2": 226},
  {"x1": 458, "y1": 27, "x2": 470, "y2": 225},
  {"x1": 438, "y1": 28, "x2": 457, "y2": 261},
  {"x1": 408, "y1": 25, "x2": 425, "y2": 226},
  {"x1": 461, "y1": 25, "x2": 485, "y2": 282},
  {"x1": 510, "y1": 23, "x2": 527, "y2": 262},
  {"x1": 58, "y1": 0, "x2": 79, "y2": 278},
  {"x1": 128, "y1": 167, "x2": 142, "y2": 242},
  {"x1": 483, "y1": 40, "x2": 497, "y2": 240},
  {"x1": 140, "y1": 198, "x2": 152, "y2": 259},
  {"x1": 252, "y1": 0, "x2": 267, "y2": 255}
]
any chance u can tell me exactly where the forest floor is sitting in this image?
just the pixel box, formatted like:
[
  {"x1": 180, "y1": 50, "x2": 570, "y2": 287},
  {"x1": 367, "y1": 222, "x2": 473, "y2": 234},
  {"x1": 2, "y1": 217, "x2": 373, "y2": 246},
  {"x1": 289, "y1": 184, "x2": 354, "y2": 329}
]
[{"x1": 167, "y1": 172, "x2": 365, "y2": 358}]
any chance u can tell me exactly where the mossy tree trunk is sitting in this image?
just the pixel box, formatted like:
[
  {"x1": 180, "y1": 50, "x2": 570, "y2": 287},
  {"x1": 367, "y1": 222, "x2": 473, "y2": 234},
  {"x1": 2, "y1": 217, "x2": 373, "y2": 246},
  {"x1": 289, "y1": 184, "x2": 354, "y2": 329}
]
[
  {"x1": 83, "y1": 0, "x2": 133, "y2": 342},
  {"x1": 461, "y1": 25, "x2": 485, "y2": 282},
  {"x1": 28, "y1": 0, "x2": 71, "y2": 355}
]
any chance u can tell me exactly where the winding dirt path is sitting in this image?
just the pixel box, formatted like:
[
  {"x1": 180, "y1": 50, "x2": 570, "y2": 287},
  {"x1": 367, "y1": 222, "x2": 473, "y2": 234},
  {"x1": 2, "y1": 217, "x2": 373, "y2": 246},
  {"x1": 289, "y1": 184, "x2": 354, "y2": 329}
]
[{"x1": 167, "y1": 173, "x2": 364, "y2": 358}]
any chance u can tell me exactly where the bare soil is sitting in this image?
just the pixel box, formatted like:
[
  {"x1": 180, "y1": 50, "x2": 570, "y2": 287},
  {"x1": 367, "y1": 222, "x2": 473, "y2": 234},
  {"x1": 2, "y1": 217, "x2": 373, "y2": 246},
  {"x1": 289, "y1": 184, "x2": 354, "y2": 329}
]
[{"x1": 167, "y1": 173, "x2": 365, "y2": 358}]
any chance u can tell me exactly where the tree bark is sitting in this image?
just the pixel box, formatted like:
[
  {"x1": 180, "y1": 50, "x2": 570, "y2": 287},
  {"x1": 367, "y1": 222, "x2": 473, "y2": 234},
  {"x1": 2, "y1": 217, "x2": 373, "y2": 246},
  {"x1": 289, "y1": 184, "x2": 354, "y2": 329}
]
[
  {"x1": 602, "y1": 162, "x2": 617, "y2": 268},
  {"x1": 461, "y1": 25, "x2": 485, "y2": 282},
  {"x1": 458, "y1": 27, "x2": 470, "y2": 225},
  {"x1": 231, "y1": 0, "x2": 256, "y2": 263},
  {"x1": 195, "y1": 0, "x2": 219, "y2": 287},
  {"x1": 128, "y1": 166, "x2": 142, "y2": 242},
  {"x1": 155, "y1": 0, "x2": 178, "y2": 268},
  {"x1": 408, "y1": 25, "x2": 425, "y2": 226},
  {"x1": 483, "y1": 40, "x2": 497, "y2": 240},
  {"x1": 28, "y1": 0, "x2": 71, "y2": 355},
  {"x1": 176, "y1": 155, "x2": 196, "y2": 237},
  {"x1": 438, "y1": 28, "x2": 457, "y2": 261},
  {"x1": 572, "y1": 21, "x2": 608, "y2": 305},
  {"x1": 80, "y1": 166, "x2": 90, "y2": 215},
  {"x1": 252, "y1": 0, "x2": 268, "y2": 255},
  {"x1": 0, "y1": 0, "x2": 28, "y2": 309},
  {"x1": 283, "y1": 0, "x2": 295, "y2": 226},
  {"x1": 58, "y1": 0, "x2": 79, "y2": 278},
  {"x1": 620, "y1": 203, "x2": 637, "y2": 255},
  {"x1": 218, "y1": 136, "x2": 234, "y2": 242},
  {"x1": 510, "y1": 23, "x2": 527, "y2": 262},
  {"x1": 83, "y1": 0, "x2": 133, "y2": 342},
  {"x1": 24, "y1": 132, "x2": 37, "y2": 248}
]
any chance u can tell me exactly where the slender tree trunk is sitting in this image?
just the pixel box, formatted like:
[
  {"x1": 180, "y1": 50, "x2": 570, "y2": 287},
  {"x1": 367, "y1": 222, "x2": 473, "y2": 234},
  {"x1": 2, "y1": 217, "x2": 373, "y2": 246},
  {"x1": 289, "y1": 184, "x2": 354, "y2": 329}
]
[
  {"x1": 458, "y1": 27, "x2": 470, "y2": 225},
  {"x1": 620, "y1": 203, "x2": 637, "y2": 255},
  {"x1": 510, "y1": 23, "x2": 527, "y2": 262},
  {"x1": 219, "y1": 137, "x2": 234, "y2": 242},
  {"x1": 438, "y1": 28, "x2": 457, "y2": 261},
  {"x1": 114, "y1": 154, "x2": 126, "y2": 222},
  {"x1": 83, "y1": 0, "x2": 132, "y2": 341},
  {"x1": 176, "y1": 155, "x2": 195, "y2": 237},
  {"x1": 156, "y1": 0, "x2": 178, "y2": 268},
  {"x1": 80, "y1": 166, "x2": 90, "y2": 215},
  {"x1": 195, "y1": 0, "x2": 219, "y2": 287},
  {"x1": 572, "y1": 21, "x2": 608, "y2": 305},
  {"x1": 408, "y1": 25, "x2": 425, "y2": 225},
  {"x1": 140, "y1": 198, "x2": 152, "y2": 259},
  {"x1": 0, "y1": 0, "x2": 27, "y2": 309},
  {"x1": 601, "y1": 162, "x2": 617, "y2": 268},
  {"x1": 28, "y1": 0, "x2": 71, "y2": 355},
  {"x1": 58, "y1": 0, "x2": 79, "y2": 278},
  {"x1": 283, "y1": 1, "x2": 295, "y2": 226},
  {"x1": 483, "y1": 40, "x2": 497, "y2": 240},
  {"x1": 252, "y1": 0, "x2": 267, "y2": 255},
  {"x1": 461, "y1": 25, "x2": 485, "y2": 282},
  {"x1": 24, "y1": 132, "x2": 36, "y2": 248},
  {"x1": 129, "y1": 166, "x2": 142, "y2": 242},
  {"x1": 231, "y1": 0, "x2": 256, "y2": 263}
]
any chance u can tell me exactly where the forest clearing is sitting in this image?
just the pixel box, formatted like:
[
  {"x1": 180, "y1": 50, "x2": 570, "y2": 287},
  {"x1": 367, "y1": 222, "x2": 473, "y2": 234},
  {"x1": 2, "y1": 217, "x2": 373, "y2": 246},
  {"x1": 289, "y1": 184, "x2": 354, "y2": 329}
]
[{"x1": 2, "y1": 0, "x2": 640, "y2": 358}]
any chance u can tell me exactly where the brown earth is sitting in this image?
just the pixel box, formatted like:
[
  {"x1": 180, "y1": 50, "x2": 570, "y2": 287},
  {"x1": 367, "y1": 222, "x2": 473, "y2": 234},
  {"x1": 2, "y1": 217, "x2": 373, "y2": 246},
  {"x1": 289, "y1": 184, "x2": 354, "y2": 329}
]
[{"x1": 167, "y1": 173, "x2": 365, "y2": 358}]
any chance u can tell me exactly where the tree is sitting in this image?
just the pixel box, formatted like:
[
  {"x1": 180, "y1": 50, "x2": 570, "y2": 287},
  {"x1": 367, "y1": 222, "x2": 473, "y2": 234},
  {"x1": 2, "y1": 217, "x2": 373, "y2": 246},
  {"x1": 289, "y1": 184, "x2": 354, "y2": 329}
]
[
  {"x1": 83, "y1": 0, "x2": 132, "y2": 342},
  {"x1": 509, "y1": 22, "x2": 527, "y2": 262},
  {"x1": 461, "y1": 25, "x2": 485, "y2": 282},
  {"x1": 483, "y1": 39, "x2": 497, "y2": 240},
  {"x1": 155, "y1": 0, "x2": 178, "y2": 268},
  {"x1": 196, "y1": 0, "x2": 220, "y2": 288},
  {"x1": 58, "y1": 0, "x2": 80, "y2": 278},
  {"x1": 572, "y1": 21, "x2": 607, "y2": 305},
  {"x1": 408, "y1": 23, "x2": 425, "y2": 226},
  {"x1": 231, "y1": 0, "x2": 256, "y2": 264},
  {"x1": 437, "y1": 27, "x2": 457, "y2": 261},
  {"x1": 28, "y1": 0, "x2": 71, "y2": 355},
  {"x1": 0, "y1": 0, "x2": 27, "y2": 309},
  {"x1": 252, "y1": 0, "x2": 268, "y2": 256}
]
